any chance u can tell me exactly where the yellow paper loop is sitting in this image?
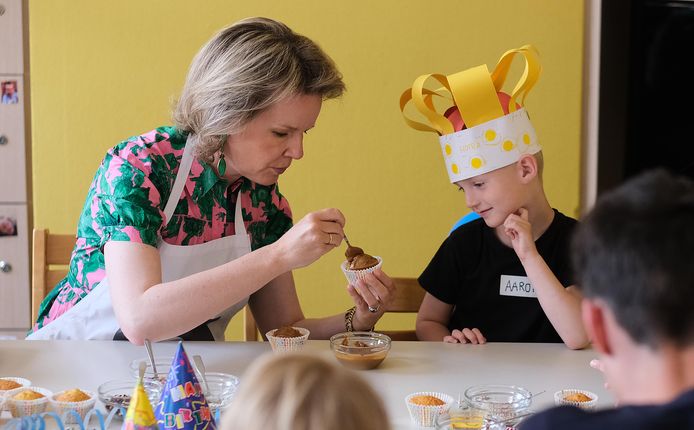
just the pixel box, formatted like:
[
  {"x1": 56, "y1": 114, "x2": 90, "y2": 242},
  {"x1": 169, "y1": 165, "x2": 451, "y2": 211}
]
[
  {"x1": 491, "y1": 45, "x2": 541, "y2": 112},
  {"x1": 400, "y1": 74, "x2": 456, "y2": 135},
  {"x1": 447, "y1": 65, "x2": 504, "y2": 128},
  {"x1": 399, "y1": 45, "x2": 541, "y2": 136}
]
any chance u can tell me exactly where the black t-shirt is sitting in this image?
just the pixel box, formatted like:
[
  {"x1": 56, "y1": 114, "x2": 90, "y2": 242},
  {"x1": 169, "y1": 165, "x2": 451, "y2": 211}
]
[
  {"x1": 520, "y1": 389, "x2": 694, "y2": 430},
  {"x1": 418, "y1": 209, "x2": 576, "y2": 343}
]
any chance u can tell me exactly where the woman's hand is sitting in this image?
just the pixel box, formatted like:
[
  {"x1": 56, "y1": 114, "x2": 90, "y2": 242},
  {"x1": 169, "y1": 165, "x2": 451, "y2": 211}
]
[
  {"x1": 503, "y1": 207, "x2": 539, "y2": 262},
  {"x1": 272, "y1": 208, "x2": 345, "y2": 270},
  {"x1": 348, "y1": 269, "x2": 396, "y2": 331},
  {"x1": 443, "y1": 328, "x2": 487, "y2": 344}
]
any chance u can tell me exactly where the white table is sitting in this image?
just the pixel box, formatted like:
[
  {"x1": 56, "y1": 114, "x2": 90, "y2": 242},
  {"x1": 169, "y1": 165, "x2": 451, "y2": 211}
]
[{"x1": 0, "y1": 340, "x2": 612, "y2": 429}]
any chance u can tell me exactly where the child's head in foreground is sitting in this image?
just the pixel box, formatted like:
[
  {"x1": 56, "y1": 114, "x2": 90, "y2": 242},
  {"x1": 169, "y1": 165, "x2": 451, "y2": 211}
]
[{"x1": 220, "y1": 353, "x2": 391, "y2": 430}]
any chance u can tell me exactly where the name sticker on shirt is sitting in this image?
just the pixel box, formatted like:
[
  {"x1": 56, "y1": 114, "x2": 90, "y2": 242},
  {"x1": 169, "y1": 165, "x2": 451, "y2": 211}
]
[{"x1": 499, "y1": 275, "x2": 537, "y2": 298}]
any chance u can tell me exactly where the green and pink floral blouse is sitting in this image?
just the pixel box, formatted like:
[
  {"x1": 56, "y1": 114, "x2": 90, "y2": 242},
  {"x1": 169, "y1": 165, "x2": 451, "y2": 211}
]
[{"x1": 31, "y1": 126, "x2": 293, "y2": 333}]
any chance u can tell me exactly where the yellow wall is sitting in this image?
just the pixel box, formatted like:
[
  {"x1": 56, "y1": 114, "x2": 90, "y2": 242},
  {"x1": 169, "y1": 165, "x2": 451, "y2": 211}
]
[{"x1": 29, "y1": 0, "x2": 584, "y2": 340}]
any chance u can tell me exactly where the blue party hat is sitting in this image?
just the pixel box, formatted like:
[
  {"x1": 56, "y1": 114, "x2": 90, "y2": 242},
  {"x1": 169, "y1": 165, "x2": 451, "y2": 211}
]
[{"x1": 155, "y1": 342, "x2": 216, "y2": 430}]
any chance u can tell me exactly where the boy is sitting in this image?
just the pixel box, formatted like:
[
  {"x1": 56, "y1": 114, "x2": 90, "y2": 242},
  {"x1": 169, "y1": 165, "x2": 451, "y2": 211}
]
[
  {"x1": 400, "y1": 46, "x2": 587, "y2": 348},
  {"x1": 521, "y1": 169, "x2": 694, "y2": 429}
]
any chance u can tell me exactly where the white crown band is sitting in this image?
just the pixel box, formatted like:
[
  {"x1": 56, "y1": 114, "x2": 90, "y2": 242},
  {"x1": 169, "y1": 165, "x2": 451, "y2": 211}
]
[{"x1": 439, "y1": 108, "x2": 540, "y2": 183}]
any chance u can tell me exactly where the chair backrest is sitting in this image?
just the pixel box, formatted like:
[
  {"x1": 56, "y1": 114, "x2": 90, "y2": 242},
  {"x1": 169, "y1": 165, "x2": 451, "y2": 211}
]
[
  {"x1": 244, "y1": 307, "x2": 259, "y2": 341},
  {"x1": 378, "y1": 277, "x2": 426, "y2": 341},
  {"x1": 450, "y1": 211, "x2": 480, "y2": 234},
  {"x1": 32, "y1": 228, "x2": 260, "y2": 341},
  {"x1": 31, "y1": 228, "x2": 74, "y2": 324}
]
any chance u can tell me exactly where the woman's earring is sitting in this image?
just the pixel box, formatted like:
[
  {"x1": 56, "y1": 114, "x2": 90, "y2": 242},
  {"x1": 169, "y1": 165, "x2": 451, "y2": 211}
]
[{"x1": 217, "y1": 153, "x2": 227, "y2": 176}]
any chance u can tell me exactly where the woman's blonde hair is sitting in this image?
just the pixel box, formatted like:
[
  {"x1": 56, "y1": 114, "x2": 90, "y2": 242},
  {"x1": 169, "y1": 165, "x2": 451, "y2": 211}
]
[
  {"x1": 220, "y1": 353, "x2": 391, "y2": 430},
  {"x1": 173, "y1": 17, "x2": 345, "y2": 164}
]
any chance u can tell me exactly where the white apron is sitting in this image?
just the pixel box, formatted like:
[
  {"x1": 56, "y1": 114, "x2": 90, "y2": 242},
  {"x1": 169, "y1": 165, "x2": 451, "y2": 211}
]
[{"x1": 27, "y1": 137, "x2": 252, "y2": 341}]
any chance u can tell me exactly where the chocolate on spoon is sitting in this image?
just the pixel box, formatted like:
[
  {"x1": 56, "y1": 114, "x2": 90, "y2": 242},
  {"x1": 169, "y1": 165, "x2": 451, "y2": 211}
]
[{"x1": 343, "y1": 234, "x2": 363, "y2": 259}]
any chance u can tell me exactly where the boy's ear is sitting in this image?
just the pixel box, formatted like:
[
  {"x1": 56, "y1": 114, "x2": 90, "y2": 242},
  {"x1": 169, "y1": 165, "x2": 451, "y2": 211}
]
[
  {"x1": 582, "y1": 299, "x2": 612, "y2": 356},
  {"x1": 516, "y1": 154, "x2": 538, "y2": 183}
]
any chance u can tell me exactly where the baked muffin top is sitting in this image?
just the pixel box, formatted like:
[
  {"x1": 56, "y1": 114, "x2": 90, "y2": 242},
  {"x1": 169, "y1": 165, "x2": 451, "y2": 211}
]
[
  {"x1": 13, "y1": 389, "x2": 45, "y2": 401},
  {"x1": 0, "y1": 379, "x2": 22, "y2": 390},
  {"x1": 55, "y1": 388, "x2": 91, "y2": 402},
  {"x1": 410, "y1": 394, "x2": 445, "y2": 406},
  {"x1": 273, "y1": 326, "x2": 302, "y2": 338},
  {"x1": 564, "y1": 392, "x2": 592, "y2": 402}
]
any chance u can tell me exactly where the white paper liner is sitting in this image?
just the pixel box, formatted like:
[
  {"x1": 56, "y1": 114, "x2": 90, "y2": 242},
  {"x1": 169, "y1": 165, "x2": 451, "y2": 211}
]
[
  {"x1": 50, "y1": 389, "x2": 97, "y2": 424},
  {"x1": 405, "y1": 391, "x2": 455, "y2": 427},
  {"x1": 6, "y1": 386, "x2": 53, "y2": 417},
  {"x1": 340, "y1": 256, "x2": 383, "y2": 284},
  {"x1": 554, "y1": 389, "x2": 598, "y2": 410},
  {"x1": 266, "y1": 327, "x2": 310, "y2": 353},
  {"x1": 0, "y1": 377, "x2": 32, "y2": 412}
]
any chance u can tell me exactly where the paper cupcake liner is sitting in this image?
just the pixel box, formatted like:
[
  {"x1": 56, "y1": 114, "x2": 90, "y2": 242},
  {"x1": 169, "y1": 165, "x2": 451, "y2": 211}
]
[
  {"x1": 266, "y1": 327, "x2": 310, "y2": 353},
  {"x1": 6, "y1": 386, "x2": 53, "y2": 417},
  {"x1": 340, "y1": 256, "x2": 383, "y2": 284},
  {"x1": 405, "y1": 391, "x2": 455, "y2": 428},
  {"x1": 1, "y1": 377, "x2": 32, "y2": 412},
  {"x1": 554, "y1": 389, "x2": 598, "y2": 410},
  {"x1": 50, "y1": 389, "x2": 97, "y2": 424}
]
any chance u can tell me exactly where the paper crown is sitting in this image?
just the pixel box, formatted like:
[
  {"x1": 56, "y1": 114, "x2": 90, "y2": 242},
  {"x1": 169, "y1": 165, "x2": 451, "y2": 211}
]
[
  {"x1": 122, "y1": 379, "x2": 158, "y2": 430},
  {"x1": 155, "y1": 342, "x2": 216, "y2": 430},
  {"x1": 400, "y1": 45, "x2": 543, "y2": 183}
]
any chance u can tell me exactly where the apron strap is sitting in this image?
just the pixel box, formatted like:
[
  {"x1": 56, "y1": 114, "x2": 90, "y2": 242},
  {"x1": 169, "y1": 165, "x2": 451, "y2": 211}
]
[
  {"x1": 233, "y1": 187, "x2": 245, "y2": 235},
  {"x1": 163, "y1": 135, "x2": 197, "y2": 226}
]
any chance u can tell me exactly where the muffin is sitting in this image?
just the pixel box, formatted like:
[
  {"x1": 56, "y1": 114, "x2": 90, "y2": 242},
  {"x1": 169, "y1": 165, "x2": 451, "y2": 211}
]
[
  {"x1": 13, "y1": 389, "x2": 44, "y2": 400},
  {"x1": 405, "y1": 391, "x2": 455, "y2": 427},
  {"x1": 554, "y1": 389, "x2": 598, "y2": 410},
  {"x1": 564, "y1": 392, "x2": 592, "y2": 403},
  {"x1": 340, "y1": 245, "x2": 383, "y2": 284},
  {"x1": 51, "y1": 388, "x2": 96, "y2": 423},
  {"x1": 6, "y1": 386, "x2": 52, "y2": 417},
  {"x1": 0, "y1": 377, "x2": 31, "y2": 395},
  {"x1": 348, "y1": 252, "x2": 379, "y2": 270},
  {"x1": 0, "y1": 379, "x2": 22, "y2": 391},
  {"x1": 272, "y1": 326, "x2": 302, "y2": 338},
  {"x1": 410, "y1": 394, "x2": 446, "y2": 406},
  {"x1": 266, "y1": 327, "x2": 310, "y2": 353},
  {"x1": 54, "y1": 388, "x2": 91, "y2": 402}
]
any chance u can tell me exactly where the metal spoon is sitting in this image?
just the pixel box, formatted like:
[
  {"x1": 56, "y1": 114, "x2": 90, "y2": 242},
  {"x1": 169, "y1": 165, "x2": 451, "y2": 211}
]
[
  {"x1": 343, "y1": 234, "x2": 363, "y2": 258},
  {"x1": 144, "y1": 338, "x2": 159, "y2": 381},
  {"x1": 193, "y1": 354, "x2": 210, "y2": 395}
]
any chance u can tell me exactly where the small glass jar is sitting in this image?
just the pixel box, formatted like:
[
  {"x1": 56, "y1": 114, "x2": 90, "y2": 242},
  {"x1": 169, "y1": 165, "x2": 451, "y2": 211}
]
[{"x1": 463, "y1": 384, "x2": 533, "y2": 429}]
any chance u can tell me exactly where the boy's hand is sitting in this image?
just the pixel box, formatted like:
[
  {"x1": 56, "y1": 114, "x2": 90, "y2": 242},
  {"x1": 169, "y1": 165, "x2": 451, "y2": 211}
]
[
  {"x1": 503, "y1": 208, "x2": 539, "y2": 262},
  {"x1": 443, "y1": 328, "x2": 487, "y2": 344}
]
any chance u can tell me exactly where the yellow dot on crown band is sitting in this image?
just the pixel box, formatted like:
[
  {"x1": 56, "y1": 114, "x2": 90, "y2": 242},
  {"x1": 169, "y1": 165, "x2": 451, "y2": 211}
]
[
  {"x1": 471, "y1": 158, "x2": 483, "y2": 169},
  {"x1": 523, "y1": 133, "x2": 531, "y2": 145},
  {"x1": 503, "y1": 140, "x2": 515, "y2": 151},
  {"x1": 451, "y1": 164, "x2": 459, "y2": 174},
  {"x1": 485, "y1": 129, "x2": 496, "y2": 141},
  {"x1": 445, "y1": 144, "x2": 452, "y2": 156}
]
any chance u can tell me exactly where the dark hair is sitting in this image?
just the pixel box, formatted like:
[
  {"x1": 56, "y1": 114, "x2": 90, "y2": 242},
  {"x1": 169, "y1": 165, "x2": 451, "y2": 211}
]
[{"x1": 572, "y1": 169, "x2": 694, "y2": 348}]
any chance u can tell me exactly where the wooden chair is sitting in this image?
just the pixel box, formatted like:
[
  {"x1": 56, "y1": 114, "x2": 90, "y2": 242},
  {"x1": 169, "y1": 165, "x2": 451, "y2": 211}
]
[
  {"x1": 243, "y1": 307, "x2": 259, "y2": 341},
  {"x1": 377, "y1": 277, "x2": 426, "y2": 341},
  {"x1": 31, "y1": 229, "x2": 74, "y2": 324},
  {"x1": 32, "y1": 228, "x2": 259, "y2": 341}
]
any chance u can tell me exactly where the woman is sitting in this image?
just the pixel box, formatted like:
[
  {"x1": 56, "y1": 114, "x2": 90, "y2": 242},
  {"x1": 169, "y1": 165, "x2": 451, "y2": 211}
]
[{"x1": 28, "y1": 17, "x2": 395, "y2": 343}]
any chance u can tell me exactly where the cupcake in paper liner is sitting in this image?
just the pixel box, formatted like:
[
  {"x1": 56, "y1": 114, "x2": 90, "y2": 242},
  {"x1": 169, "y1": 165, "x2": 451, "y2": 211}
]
[
  {"x1": 266, "y1": 326, "x2": 310, "y2": 353},
  {"x1": 405, "y1": 391, "x2": 455, "y2": 427},
  {"x1": 0, "y1": 377, "x2": 31, "y2": 411},
  {"x1": 6, "y1": 386, "x2": 53, "y2": 417},
  {"x1": 554, "y1": 389, "x2": 598, "y2": 410},
  {"x1": 50, "y1": 388, "x2": 97, "y2": 424},
  {"x1": 341, "y1": 255, "x2": 383, "y2": 285}
]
